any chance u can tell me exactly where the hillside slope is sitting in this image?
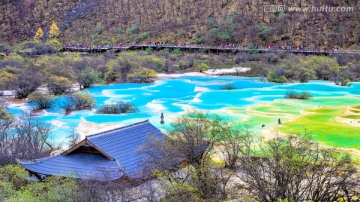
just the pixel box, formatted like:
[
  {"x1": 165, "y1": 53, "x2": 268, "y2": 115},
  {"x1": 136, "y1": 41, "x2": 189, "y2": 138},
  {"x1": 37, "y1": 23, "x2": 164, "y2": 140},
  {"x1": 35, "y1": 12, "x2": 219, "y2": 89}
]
[{"x1": 0, "y1": 0, "x2": 359, "y2": 48}]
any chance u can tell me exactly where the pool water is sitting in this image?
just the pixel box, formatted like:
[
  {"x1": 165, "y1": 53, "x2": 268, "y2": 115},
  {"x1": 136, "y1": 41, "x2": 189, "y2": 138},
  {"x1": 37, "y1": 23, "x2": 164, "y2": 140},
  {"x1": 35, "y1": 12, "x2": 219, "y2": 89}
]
[{"x1": 7, "y1": 76, "x2": 360, "y2": 149}]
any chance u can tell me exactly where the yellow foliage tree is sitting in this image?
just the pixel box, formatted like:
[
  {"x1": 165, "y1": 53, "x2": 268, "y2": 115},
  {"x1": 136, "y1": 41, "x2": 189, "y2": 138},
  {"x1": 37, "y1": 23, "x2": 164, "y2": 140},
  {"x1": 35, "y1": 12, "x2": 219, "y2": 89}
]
[
  {"x1": 49, "y1": 22, "x2": 61, "y2": 38},
  {"x1": 34, "y1": 28, "x2": 44, "y2": 41}
]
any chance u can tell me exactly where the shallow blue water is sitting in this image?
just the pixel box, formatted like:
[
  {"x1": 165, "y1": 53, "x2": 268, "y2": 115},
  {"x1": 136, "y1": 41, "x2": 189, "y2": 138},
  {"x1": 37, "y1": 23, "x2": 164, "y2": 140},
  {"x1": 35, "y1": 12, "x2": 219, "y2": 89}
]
[{"x1": 7, "y1": 76, "x2": 360, "y2": 143}]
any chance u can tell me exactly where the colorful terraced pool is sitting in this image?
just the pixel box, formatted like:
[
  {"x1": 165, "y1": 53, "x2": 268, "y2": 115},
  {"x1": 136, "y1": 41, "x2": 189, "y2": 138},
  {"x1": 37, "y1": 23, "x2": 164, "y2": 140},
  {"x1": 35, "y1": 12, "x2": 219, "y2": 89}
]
[{"x1": 7, "y1": 76, "x2": 360, "y2": 152}]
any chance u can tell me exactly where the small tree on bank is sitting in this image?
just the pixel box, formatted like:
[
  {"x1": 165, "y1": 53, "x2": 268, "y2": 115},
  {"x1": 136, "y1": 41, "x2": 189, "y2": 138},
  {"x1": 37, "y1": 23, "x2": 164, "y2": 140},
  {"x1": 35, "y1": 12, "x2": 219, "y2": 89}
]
[
  {"x1": 46, "y1": 75, "x2": 73, "y2": 95},
  {"x1": 61, "y1": 92, "x2": 96, "y2": 114},
  {"x1": 28, "y1": 91, "x2": 54, "y2": 110},
  {"x1": 34, "y1": 28, "x2": 44, "y2": 42},
  {"x1": 0, "y1": 112, "x2": 54, "y2": 165},
  {"x1": 127, "y1": 68, "x2": 158, "y2": 83},
  {"x1": 77, "y1": 68, "x2": 99, "y2": 90},
  {"x1": 142, "y1": 111, "x2": 234, "y2": 200},
  {"x1": 49, "y1": 22, "x2": 60, "y2": 39},
  {"x1": 12, "y1": 68, "x2": 42, "y2": 99},
  {"x1": 97, "y1": 101, "x2": 137, "y2": 114}
]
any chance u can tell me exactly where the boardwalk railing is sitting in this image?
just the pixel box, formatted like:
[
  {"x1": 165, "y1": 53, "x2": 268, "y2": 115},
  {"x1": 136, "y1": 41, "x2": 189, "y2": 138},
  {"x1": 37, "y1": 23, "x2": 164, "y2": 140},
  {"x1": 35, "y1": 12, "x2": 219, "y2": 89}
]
[{"x1": 61, "y1": 44, "x2": 360, "y2": 55}]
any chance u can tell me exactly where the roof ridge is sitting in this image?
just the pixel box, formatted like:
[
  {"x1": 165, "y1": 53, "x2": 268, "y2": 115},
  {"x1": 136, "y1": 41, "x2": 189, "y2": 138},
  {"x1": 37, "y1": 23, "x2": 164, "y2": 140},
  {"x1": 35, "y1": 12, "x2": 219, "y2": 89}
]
[
  {"x1": 16, "y1": 155, "x2": 58, "y2": 165},
  {"x1": 86, "y1": 119, "x2": 150, "y2": 139}
]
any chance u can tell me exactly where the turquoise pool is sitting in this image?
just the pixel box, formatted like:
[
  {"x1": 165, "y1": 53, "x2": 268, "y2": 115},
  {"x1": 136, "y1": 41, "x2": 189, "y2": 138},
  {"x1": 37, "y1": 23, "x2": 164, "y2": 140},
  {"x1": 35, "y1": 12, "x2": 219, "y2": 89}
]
[{"x1": 7, "y1": 76, "x2": 360, "y2": 144}]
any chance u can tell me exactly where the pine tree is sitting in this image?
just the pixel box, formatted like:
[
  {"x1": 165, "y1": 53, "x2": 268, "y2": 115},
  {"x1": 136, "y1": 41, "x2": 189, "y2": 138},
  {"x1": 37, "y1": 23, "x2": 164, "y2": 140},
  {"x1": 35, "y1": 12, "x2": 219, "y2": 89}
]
[
  {"x1": 49, "y1": 22, "x2": 60, "y2": 38},
  {"x1": 34, "y1": 28, "x2": 44, "y2": 41}
]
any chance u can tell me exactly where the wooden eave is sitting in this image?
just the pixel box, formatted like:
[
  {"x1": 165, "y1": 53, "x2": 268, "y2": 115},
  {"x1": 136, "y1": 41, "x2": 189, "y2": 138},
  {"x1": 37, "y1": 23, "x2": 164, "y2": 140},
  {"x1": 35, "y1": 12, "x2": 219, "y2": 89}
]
[{"x1": 62, "y1": 139, "x2": 114, "y2": 160}]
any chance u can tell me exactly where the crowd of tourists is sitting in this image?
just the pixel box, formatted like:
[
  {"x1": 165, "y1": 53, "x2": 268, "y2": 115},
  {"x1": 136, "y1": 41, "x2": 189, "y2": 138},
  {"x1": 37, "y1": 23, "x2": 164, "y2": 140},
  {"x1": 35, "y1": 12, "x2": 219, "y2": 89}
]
[{"x1": 62, "y1": 42, "x2": 356, "y2": 53}]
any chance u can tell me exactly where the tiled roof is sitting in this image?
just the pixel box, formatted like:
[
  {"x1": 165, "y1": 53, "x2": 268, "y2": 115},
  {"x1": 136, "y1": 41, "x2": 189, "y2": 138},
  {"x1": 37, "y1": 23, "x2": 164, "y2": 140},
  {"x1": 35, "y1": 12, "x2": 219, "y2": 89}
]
[
  {"x1": 17, "y1": 120, "x2": 165, "y2": 180},
  {"x1": 17, "y1": 153, "x2": 122, "y2": 181},
  {"x1": 87, "y1": 120, "x2": 164, "y2": 178}
]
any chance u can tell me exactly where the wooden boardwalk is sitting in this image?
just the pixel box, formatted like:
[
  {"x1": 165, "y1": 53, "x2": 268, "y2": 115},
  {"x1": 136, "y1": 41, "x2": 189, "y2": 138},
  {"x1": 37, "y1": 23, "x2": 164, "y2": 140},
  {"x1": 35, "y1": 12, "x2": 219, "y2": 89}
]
[{"x1": 61, "y1": 44, "x2": 360, "y2": 55}]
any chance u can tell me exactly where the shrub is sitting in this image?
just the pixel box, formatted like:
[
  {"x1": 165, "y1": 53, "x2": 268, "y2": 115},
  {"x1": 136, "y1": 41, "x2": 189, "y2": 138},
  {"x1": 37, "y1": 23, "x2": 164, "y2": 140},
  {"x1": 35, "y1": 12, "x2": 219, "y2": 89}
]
[
  {"x1": 23, "y1": 43, "x2": 57, "y2": 55},
  {"x1": 221, "y1": 84, "x2": 236, "y2": 90},
  {"x1": 0, "y1": 68, "x2": 15, "y2": 90},
  {"x1": 234, "y1": 52, "x2": 248, "y2": 64},
  {"x1": 206, "y1": 18, "x2": 217, "y2": 27},
  {"x1": 235, "y1": 52, "x2": 260, "y2": 63},
  {"x1": 134, "y1": 32, "x2": 150, "y2": 42},
  {"x1": 179, "y1": 57, "x2": 194, "y2": 70},
  {"x1": 218, "y1": 31, "x2": 231, "y2": 42},
  {"x1": 302, "y1": 56, "x2": 341, "y2": 80},
  {"x1": 172, "y1": 48, "x2": 183, "y2": 55},
  {"x1": 199, "y1": 47, "x2": 209, "y2": 54},
  {"x1": 76, "y1": 68, "x2": 99, "y2": 89},
  {"x1": 295, "y1": 67, "x2": 316, "y2": 83},
  {"x1": 47, "y1": 75, "x2": 73, "y2": 95},
  {"x1": 346, "y1": 63, "x2": 360, "y2": 81},
  {"x1": 0, "y1": 165, "x2": 83, "y2": 201},
  {"x1": 28, "y1": 91, "x2": 54, "y2": 109},
  {"x1": 126, "y1": 25, "x2": 139, "y2": 36},
  {"x1": 0, "y1": 43, "x2": 12, "y2": 53},
  {"x1": 159, "y1": 49, "x2": 170, "y2": 58},
  {"x1": 0, "y1": 107, "x2": 12, "y2": 119},
  {"x1": 195, "y1": 36, "x2": 204, "y2": 44},
  {"x1": 198, "y1": 63, "x2": 209, "y2": 72},
  {"x1": 143, "y1": 55, "x2": 165, "y2": 72},
  {"x1": 256, "y1": 24, "x2": 272, "y2": 41},
  {"x1": 97, "y1": 101, "x2": 137, "y2": 114},
  {"x1": 0, "y1": 59, "x2": 24, "y2": 69},
  {"x1": 245, "y1": 46, "x2": 260, "y2": 54},
  {"x1": 13, "y1": 68, "x2": 42, "y2": 99},
  {"x1": 334, "y1": 76, "x2": 351, "y2": 87},
  {"x1": 127, "y1": 68, "x2": 158, "y2": 83},
  {"x1": 46, "y1": 39, "x2": 62, "y2": 50},
  {"x1": 263, "y1": 53, "x2": 279, "y2": 64},
  {"x1": 104, "y1": 54, "x2": 142, "y2": 83},
  {"x1": 145, "y1": 47, "x2": 153, "y2": 55},
  {"x1": 267, "y1": 67, "x2": 287, "y2": 83},
  {"x1": 62, "y1": 92, "x2": 96, "y2": 114},
  {"x1": 285, "y1": 91, "x2": 312, "y2": 100},
  {"x1": 205, "y1": 28, "x2": 219, "y2": 43},
  {"x1": 94, "y1": 25, "x2": 103, "y2": 35},
  {"x1": 335, "y1": 54, "x2": 352, "y2": 66}
]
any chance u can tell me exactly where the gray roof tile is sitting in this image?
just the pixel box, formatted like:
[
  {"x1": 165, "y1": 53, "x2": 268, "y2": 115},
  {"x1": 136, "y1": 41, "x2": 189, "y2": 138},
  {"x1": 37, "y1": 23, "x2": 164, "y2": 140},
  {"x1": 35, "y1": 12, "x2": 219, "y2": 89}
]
[{"x1": 18, "y1": 120, "x2": 164, "y2": 180}]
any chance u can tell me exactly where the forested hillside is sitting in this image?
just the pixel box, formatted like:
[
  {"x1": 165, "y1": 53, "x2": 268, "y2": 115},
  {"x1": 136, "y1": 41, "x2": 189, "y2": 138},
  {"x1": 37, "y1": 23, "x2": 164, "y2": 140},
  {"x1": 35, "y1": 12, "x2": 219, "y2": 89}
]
[{"x1": 0, "y1": 0, "x2": 359, "y2": 47}]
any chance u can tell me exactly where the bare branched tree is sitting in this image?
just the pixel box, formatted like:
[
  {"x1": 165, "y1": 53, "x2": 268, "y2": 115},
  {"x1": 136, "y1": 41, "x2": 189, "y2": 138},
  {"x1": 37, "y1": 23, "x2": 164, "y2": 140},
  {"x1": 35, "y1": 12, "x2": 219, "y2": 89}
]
[
  {"x1": 237, "y1": 133, "x2": 360, "y2": 202},
  {"x1": 67, "y1": 126, "x2": 81, "y2": 148},
  {"x1": 142, "y1": 110, "x2": 237, "y2": 200},
  {"x1": 217, "y1": 125, "x2": 253, "y2": 170},
  {"x1": 0, "y1": 112, "x2": 54, "y2": 165}
]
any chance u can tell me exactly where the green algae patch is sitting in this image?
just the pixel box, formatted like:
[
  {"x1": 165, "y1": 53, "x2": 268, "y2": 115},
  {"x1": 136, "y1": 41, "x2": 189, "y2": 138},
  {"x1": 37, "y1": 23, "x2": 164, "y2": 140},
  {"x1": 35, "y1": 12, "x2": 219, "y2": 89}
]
[
  {"x1": 225, "y1": 97, "x2": 360, "y2": 152},
  {"x1": 341, "y1": 115, "x2": 360, "y2": 119},
  {"x1": 277, "y1": 107, "x2": 360, "y2": 150},
  {"x1": 223, "y1": 95, "x2": 360, "y2": 160},
  {"x1": 350, "y1": 109, "x2": 360, "y2": 113}
]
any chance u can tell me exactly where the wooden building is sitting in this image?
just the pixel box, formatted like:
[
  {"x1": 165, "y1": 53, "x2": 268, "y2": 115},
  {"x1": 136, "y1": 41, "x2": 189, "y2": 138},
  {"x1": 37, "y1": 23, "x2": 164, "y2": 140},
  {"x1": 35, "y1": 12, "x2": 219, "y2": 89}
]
[{"x1": 17, "y1": 120, "x2": 164, "y2": 181}]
